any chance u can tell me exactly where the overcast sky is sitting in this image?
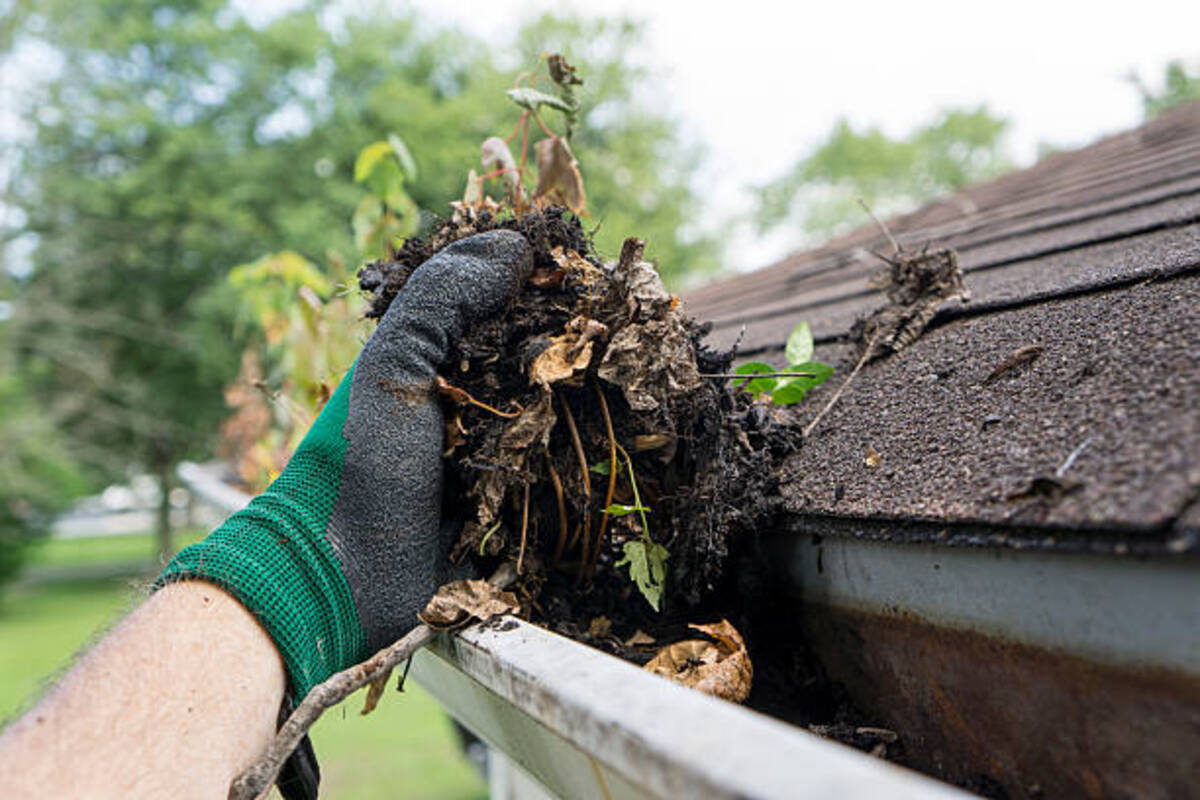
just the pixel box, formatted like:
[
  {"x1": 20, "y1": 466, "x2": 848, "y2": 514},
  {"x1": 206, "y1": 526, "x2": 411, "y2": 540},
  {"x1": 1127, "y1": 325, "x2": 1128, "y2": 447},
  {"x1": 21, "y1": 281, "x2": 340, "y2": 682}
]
[{"x1": 393, "y1": 0, "x2": 1200, "y2": 273}]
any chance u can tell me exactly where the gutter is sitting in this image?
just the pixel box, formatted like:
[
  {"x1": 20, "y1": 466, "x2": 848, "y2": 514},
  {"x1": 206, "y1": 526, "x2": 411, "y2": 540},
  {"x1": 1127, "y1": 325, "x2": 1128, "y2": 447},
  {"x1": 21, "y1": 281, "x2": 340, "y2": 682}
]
[{"x1": 178, "y1": 461, "x2": 972, "y2": 798}]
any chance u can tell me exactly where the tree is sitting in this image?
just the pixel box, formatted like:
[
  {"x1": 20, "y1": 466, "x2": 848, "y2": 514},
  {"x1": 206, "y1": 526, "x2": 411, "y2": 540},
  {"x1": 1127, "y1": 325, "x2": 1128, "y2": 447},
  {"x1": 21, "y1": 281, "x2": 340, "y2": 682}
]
[
  {"x1": 1, "y1": 2, "x2": 714, "y2": 559},
  {"x1": 1130, "y1": 59, "x2": 1200, "y2": 119},
  {"x1": 754, "y1": 106, "x2": 1011, "y2": 241}
]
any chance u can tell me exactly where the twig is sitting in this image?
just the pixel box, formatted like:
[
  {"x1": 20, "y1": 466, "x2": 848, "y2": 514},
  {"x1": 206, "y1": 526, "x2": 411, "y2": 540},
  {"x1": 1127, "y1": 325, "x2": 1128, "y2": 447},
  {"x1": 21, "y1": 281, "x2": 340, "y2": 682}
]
[
  {"x1": 228, "y1": 625, "x2": 436, "y2": 800},
  {"x1": 857, "y1": 197, "x2": 900, "y2": 257},
  {"x1": 516, "y1": 481, "x2": 531, "y2": 575},
  {"x1": 615, "y1": 443, "x2": 651, "y2": 541},
  {"x1": 802, "y1": 334, "x2": 879, "y2": 439},
  {"x1": 229, "y1": 566, "x2": 517, "y2": 800},
  {"x1": 547, "y1": 460, "x2": 569, "y2": 565},
  {"x1": 1056, "y1": 436, "x2": 1093, "y2": 478},
  {"x1": 591, "y1": 385, "x2": 619, "y2": 574},
  {"x1": 699, "y1": 371, "x2": 819, "y2": 380}
]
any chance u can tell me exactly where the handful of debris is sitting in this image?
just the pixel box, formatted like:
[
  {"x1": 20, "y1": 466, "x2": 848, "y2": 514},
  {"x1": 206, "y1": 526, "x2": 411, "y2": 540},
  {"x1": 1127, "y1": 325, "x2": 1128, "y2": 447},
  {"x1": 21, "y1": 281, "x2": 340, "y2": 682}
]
[{"x1": 359, "y1": 208, "x2": 790, "y2": 639}]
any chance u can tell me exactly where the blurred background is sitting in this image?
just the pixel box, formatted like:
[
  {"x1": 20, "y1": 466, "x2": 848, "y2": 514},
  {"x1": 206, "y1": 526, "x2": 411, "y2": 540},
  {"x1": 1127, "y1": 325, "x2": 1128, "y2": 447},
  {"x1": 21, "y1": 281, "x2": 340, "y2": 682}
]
[{"x1": 0, "y1": 0, "x2": 1196, "y2": 796}]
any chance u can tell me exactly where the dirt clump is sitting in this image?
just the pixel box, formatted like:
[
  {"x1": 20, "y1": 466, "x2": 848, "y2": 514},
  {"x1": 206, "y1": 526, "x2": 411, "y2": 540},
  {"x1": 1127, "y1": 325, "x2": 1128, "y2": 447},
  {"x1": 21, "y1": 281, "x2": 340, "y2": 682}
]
[{"x1": 359, "y1": 207, "x2": 793, "y2": 643}]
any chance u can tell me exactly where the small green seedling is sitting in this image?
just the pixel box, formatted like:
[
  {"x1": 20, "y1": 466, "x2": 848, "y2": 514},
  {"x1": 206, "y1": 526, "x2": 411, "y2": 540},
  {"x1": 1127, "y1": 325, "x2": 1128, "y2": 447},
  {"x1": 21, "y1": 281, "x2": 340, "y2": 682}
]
[
  {"x1": 734, "y1": 321, "x2": 834, "y2": 405},
  {"x1": 603, "y1": 448, "x2": 668, "y2": 611}
]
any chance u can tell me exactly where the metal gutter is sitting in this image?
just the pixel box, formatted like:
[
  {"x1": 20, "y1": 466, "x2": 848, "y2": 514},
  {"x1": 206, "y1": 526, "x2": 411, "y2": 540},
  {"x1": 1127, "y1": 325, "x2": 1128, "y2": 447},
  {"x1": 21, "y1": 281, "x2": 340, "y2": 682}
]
[
  {"x1": 411, "y1": 618, "x2": 971, "y2": 800},
  {"x1": 176, "y1": 462, "x2": 974, "y2": 799},
  {"x1": 773, "y1": 529, "x2": 1200, "y2": 797}
]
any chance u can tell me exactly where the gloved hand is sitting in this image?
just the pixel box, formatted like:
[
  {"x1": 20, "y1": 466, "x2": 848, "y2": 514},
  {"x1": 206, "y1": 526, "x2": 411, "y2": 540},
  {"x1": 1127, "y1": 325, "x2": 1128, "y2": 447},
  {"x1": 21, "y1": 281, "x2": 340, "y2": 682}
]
[{"x1": 159, "y1": 230, "x2": 532, "y2": 699}]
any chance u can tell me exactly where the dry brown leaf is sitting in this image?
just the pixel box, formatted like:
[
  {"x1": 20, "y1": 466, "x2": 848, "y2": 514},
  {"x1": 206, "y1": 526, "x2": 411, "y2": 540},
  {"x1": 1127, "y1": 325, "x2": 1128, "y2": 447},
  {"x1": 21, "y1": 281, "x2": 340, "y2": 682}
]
[
  {"x1": 533, "y1": 137, "x2": 586, "y2": 213},
  {"x1": 418, "y1": 579, "x2": 520, "y2": 630},
  {"x1": 644, "y1": 619, "x2": 752, "y2": 703},
  {"x1": 587, "y1": 616, "x2": 613, "y2": 638},
  {"x1": 529, "y1": 316, "x2": 608, "y2": 388},
  {"x1": 624, "y1": 630, "x2": 656, "y2": 647},
  {"x1": 864, "y1": 445, "x2": 881, "y2": 468}
]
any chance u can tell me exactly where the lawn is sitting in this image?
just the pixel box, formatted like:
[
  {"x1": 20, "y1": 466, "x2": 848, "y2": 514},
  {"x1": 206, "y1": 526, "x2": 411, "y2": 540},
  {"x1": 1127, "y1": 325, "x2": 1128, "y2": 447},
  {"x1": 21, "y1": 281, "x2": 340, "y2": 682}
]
[{"x1": 0, "y1": 538, "x2": 487, "y2": 800}]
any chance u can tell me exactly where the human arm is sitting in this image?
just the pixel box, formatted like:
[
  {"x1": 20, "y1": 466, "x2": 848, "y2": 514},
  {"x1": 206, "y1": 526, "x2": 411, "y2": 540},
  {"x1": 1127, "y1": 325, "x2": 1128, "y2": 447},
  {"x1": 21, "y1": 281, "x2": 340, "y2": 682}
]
[{"x1": 0, "y1": 229, "x2": 533, "y2": 798}]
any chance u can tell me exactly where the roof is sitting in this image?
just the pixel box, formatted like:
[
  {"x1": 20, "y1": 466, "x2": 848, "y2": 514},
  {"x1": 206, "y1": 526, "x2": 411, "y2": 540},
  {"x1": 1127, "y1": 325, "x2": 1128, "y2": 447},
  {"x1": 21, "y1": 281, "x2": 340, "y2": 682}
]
[{"x1": 683, "y1": 102, "x2": 1200, "y2": 553}]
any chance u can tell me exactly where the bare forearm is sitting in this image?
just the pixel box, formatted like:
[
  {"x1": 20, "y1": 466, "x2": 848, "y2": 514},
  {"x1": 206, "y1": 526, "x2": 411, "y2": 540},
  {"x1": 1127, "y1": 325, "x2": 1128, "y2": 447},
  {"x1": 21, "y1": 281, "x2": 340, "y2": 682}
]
[{"x1": 0, "y1": 582, "x2": 285, "y2": 799}]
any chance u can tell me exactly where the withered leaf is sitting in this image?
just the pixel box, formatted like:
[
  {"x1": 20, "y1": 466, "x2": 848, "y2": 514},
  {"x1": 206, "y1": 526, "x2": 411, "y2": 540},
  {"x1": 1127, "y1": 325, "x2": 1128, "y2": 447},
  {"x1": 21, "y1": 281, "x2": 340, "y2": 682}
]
[
  {"x1": 418, "y1": 579, "x2": 520, "y2": 630},
  {"x1": 644, "y1": 619, "x2": 753, "y2": 703},
  {"x1": 528, "y1": 316, "x2": 608, "y2": 387},
  {"x1": 864, "y1": 445, "x2": 881, "y2": 468},
  {"x1": 534, "y1": 137, "x2": 586, "y2": 214},
  {"x1": 624, "y1": 630, "x2": 656, "y2": 647},
  {"x1": 587, "y1": 616, "x2": 612, "y2": 638},
  {"x1": 480, "y1": 136, "x2": 521, "y2": 200}
]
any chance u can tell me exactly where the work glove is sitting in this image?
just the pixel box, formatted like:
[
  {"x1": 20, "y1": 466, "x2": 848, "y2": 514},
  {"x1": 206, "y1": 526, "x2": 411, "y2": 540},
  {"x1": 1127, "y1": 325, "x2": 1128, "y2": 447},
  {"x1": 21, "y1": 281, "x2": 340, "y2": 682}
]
[{"x1": 158, "y1": 230, "x2": 532, "y2": 791}]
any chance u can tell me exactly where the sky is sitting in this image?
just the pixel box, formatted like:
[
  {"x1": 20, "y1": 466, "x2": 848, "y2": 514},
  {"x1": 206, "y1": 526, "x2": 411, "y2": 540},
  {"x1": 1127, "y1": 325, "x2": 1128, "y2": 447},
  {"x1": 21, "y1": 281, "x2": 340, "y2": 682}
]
[{"x1": 392, "y1": 0, "x2": 1200, "y2": 272}]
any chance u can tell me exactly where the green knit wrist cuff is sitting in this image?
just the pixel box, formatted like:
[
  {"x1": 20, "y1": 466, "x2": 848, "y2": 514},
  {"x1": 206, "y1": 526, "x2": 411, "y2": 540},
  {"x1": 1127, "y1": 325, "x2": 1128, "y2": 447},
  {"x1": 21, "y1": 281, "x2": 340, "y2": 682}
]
[
  {"x1": 158, "y1": 492, "x2": 366, "y2": 698},
  {"x1": 157, "y1": 365, "x2": 365, "y2": 699}
]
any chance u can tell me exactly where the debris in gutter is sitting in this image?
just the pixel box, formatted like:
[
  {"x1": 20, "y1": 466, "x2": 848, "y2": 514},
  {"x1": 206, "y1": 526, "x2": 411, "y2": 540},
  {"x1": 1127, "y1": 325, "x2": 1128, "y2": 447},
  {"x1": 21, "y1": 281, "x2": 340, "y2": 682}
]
[
  {"x1": 644, "y1": 619, "x2": 753, "y2": 703},
  {"x1": 982, "y1": 344, "x2": 1044, "y2": 385}
]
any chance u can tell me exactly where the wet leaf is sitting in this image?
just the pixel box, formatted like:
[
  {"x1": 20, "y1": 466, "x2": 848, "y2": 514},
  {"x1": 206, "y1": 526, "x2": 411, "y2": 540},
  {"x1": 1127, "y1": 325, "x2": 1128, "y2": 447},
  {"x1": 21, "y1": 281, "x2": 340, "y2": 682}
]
[
  {"x1": 533, "y1": 137, "x2": 586, "y2": 214},
  {"x1": 644, "y1": 619, "x2": 753, "y2": 703},
  {"x1": 615, "y1": 539, "x2": 668, "y2": 611},
  {"x1": 418, "y1": 579, "x2": 520, "y2": 630},
  {"x1": 785, "y1": 321, "x2": 814, "y2": 365},
  {"x1": 506, "y1": 87, "x2": 575, "y2": 114}
]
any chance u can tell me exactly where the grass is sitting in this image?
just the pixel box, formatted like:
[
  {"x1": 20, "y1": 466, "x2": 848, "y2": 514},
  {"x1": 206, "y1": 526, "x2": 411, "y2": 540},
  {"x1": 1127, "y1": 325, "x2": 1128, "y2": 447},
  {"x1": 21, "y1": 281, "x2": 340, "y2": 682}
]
[
  {"x1": 1, "y1": 539, "x2": 487, "y2": 800},
  {"x1": 28, "y1": 529, "x2": 206, "y2": 570}
]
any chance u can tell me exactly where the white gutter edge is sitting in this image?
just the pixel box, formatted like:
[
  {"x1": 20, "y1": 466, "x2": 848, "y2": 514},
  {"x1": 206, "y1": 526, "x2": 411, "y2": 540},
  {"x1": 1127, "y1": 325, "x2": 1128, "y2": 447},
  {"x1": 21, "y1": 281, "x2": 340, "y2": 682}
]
[{"x1": 412, "y1": 618, "x2": 972, "y2": 800}]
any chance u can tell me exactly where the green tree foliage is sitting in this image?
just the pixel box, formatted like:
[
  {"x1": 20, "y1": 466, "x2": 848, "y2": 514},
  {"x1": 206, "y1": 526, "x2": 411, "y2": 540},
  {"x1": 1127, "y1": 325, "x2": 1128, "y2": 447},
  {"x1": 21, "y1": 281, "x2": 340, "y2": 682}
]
[
  {"x1": 0, "y1": 313, "x2": 85, "y2": 592},
  {"x1": 1, "y1": 2, "x2": 711, "y2": 559},
  {"x1": 754, "y1": 106, "x2": 1011, "y2": 239},
  {"x1": 1130, "y1": 59, "x2": 1200, "y2": 119}
]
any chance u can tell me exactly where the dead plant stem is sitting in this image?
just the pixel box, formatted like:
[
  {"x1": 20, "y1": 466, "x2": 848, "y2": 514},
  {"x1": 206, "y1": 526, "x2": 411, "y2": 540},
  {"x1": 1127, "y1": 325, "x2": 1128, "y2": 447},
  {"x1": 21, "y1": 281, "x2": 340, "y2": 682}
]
[
  {"x1": 547, "y1": 459, "x2": 569, "y2": 565},
  {"x1": 592, "y1": 385, "x2": 619, "y2": 574},
  {"x1": 802, "y1": 334, "x2": 879, "y2": 439},
  {"x1": 517, "y1": 481, "x2": 531, "y2": 575}
]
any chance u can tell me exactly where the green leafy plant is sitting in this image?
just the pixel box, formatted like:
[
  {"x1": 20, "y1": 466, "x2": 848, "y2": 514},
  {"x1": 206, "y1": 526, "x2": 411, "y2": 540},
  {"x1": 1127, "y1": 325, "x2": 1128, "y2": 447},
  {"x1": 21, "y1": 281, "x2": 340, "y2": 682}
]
[
  {"x1": 606, "y1": 446, "x2": 668, "y2": 611},
  {"x1": 352, "y1": 134, "x2": 421, "y2": 259},
  {"x1": 734, "y1": 321, "x2": 834, "y2": 405}
]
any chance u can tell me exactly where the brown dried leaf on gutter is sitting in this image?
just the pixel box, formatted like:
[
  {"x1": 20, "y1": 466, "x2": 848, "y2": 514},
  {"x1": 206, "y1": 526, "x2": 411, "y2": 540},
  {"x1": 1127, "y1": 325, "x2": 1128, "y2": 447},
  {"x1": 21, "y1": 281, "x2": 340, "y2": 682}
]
[
  {"x1": 418, "y1": 579, "x2": 520, "y2": 630},
  {"x1": 644, "y1": 619, "x2": 753, "y2": 703}
]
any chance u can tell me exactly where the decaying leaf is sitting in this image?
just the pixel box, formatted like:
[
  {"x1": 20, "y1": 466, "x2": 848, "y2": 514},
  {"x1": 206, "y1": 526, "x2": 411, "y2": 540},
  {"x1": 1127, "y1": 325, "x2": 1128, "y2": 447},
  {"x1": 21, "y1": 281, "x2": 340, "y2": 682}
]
[
  {"x1": 644, "y1": 619, "x2": 753, "y2": 703},
  {"x1": 418, "y1": 579, "x2": 520, "y2": 630},
  {"x1": 624, "y1": 630, "x2": 656, "y2": 647},
  {"x1": 534, "y1": 137, "x2": 586, "y2": 214},
  {"x1": 529, "y1": 316, "x2": 609, "y2": 387},
  {"x1": 587, "y1": 616, "x2": 612, "y2": 638},
  {"x1": 598, "y1": 238, "x2": 702, "y2": 411},
  {"x1": 853, "y1": 247, "x2": 968, "y2": 362}
]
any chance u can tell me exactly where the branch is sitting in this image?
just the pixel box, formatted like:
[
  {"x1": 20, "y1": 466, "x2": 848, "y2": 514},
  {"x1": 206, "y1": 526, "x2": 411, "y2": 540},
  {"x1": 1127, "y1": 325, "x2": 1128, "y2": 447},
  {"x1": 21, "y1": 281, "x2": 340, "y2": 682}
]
[
  {"x1": 228, "y1": 625, "x2": 436, "y2": 800},
  {"x1": 229, "y1": 564, "x2": 518, "y2": 800}
]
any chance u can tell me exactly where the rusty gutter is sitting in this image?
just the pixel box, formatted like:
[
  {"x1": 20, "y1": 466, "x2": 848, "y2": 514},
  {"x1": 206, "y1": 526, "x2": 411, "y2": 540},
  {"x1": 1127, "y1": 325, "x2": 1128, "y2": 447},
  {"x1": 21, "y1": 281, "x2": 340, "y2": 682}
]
[{"x1": 772, "y1": 528, "x2": 1200, "y2": 797}]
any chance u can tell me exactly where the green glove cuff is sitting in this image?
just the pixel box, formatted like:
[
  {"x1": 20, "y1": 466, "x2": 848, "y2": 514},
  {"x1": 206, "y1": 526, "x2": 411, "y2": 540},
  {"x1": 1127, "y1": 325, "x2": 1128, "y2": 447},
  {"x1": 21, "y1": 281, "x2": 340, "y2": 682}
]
[{"x1": 157, "y1": 365, "x2": 367, "y2": 699}]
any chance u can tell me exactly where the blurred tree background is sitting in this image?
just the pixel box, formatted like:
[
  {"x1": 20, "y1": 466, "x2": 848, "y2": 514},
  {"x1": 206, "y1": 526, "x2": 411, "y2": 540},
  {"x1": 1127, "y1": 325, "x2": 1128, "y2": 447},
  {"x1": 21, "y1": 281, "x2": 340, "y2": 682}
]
[
  {"x1": 753, "y1": 106, "x2": 1012, "y2": 240},
  {"x1": 0, "y1": 0, "x2": 716, "y2": 569}
]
